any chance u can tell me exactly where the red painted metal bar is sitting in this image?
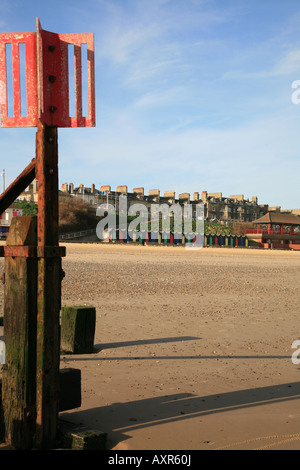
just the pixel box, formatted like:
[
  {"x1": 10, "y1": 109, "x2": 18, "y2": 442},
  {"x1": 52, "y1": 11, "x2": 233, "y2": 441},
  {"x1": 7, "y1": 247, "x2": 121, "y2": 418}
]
[
  {"x1": 74, "y1": 44, "x2": 82, "y2": 125},
  {"x1": 12, "y1": 42, "x2": 21, "y2": 118},
  {"x1": 0, "y1": 41, "x2": 7, "y2": 116},
  {"x1": 88, "y1": 46, "x2": 95, "y2": 127},
  {"x1": 0, "y1": 158, "x2": 35, "y2": 215},
  {"x1": 25, "y1": 33, "x2": 37, "y2": 122}
]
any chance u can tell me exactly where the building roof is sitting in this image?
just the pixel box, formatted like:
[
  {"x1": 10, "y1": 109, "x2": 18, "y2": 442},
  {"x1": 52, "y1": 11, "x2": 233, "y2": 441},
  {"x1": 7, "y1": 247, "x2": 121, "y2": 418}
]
[{"x1": 253, "y1": 212, "x2": 300, "y2": 225}]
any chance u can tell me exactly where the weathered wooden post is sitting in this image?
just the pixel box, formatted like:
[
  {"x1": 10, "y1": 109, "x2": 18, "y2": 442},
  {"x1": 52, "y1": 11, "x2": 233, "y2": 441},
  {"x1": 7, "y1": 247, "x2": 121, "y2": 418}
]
[
  {"x1": 1, "y1": 216, "x2": 37, "y2": 449},
  {"x1": 61, "y1": 306, "x2": 96, "y2": 354},
  {"x1": 0, "y1": 18, "x2": 95, "y2": 449}
]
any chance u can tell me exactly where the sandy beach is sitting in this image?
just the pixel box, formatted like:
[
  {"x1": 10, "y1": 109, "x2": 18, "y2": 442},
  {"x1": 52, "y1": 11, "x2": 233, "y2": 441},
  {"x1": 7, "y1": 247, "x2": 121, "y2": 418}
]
[{"x1": 1, "y1": 242, "x2": 300, "y2": 450}]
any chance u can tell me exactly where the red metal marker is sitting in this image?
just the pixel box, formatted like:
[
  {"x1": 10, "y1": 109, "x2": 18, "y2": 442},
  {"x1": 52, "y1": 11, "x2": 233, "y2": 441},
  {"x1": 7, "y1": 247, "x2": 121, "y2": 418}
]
[
  {"x1": 0, "y1": 17, "x2": 95, "y2": 128},
  {"x1": 0, "y1": 18, "x2": 95, "y2": 449}
]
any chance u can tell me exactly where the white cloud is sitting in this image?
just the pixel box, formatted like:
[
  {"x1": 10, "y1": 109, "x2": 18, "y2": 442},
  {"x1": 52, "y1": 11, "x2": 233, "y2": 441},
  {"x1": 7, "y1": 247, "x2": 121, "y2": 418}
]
[
  {"x1": 273, "y1": 49, "x2": 300, "y2": 76},
  {"x1": 220, "y1": 48, "x2": 300, "y2": 81},
  {"x1": 99, "y1": 22, "x2": 162, "y2": 65},
  {"x1": 133, "y1": 86, "x2": 188, "y2": 109},
  {"x1": 59, "y1": 107, "x2": 300, "y2": 208},
  {"x1": 95, "y1": 0, "x2": 241, "y2": 77}
]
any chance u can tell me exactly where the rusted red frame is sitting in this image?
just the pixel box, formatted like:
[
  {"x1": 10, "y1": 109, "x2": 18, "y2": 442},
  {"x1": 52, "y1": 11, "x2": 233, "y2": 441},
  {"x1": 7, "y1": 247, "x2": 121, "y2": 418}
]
[
  {"x1": 0, "y1": 18, "x2": 95, "y2": 128},
  {"x1": 0, "y1": 32, "x2": 37, "y2": 127}
]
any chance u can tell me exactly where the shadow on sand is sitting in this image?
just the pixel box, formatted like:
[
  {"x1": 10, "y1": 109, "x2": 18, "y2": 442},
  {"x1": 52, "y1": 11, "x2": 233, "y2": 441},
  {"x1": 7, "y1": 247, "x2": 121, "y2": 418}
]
[
  {"x1": 60, "y1": 335, "x2": 300, "y2": 449},
  {"x1": 60, "y1": 379, "x2": 300, "y2": 449}
]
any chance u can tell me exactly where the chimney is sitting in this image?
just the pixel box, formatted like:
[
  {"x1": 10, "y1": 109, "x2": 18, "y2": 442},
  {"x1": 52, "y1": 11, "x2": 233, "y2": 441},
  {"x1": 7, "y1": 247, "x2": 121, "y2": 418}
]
[
  {"x1": 201, "y1": 191, "x2": 207, "y2": 202},
  {"x1": 33, "y1": 179, "x2": 38, "y2": 193},
  {"x1": 61, "y1": 182, "x2": 68, "y2": 193},
  {"x1": 179, "y1": 193, "x2": 190, "y2": 203},
  {"x1": 133, "y1": 187, "x2": 144, "y2": 198},
  {"x1": 230, "y1": 195, "x2": 244, "y2": 202},
  {"x1": 91, "y1": 184, "x2": 95, "y2": 194},
  {"x1": 116, "y1": 185, "x2": 128, "y2": 194},
  {"x1": 193, "y1": 192, "x2": 199, "y2": 202},
  {"x1": 208, "y1": 192, "x2": 222, "y2": 200},
  {"x1": 149, "y1": 189, "x2": 160, "y2": 202},
  {"x1": 164, "y1": 191, "x2": 175, "y2": 200},
  {"x1": 100, "y1": 185, "x2": 111, "y2": 193}
]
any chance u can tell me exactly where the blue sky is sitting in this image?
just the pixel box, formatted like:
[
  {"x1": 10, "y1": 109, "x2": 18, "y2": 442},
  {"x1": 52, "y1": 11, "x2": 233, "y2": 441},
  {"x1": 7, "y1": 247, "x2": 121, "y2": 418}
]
[{"x1": 1, "y1": 0, "x2": 300, "y2": 209}]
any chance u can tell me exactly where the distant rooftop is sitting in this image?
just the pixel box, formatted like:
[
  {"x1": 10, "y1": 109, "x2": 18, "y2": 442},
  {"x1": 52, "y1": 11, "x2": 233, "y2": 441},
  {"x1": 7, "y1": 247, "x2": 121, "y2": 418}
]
[{"x1": 253, "y1": 212, "x2": 300, "y2": 225}]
